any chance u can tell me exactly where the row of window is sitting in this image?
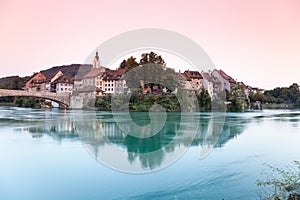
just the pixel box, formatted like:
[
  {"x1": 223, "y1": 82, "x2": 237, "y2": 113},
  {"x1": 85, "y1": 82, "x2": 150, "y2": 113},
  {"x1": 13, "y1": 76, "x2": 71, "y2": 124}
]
[
  {"x1": 59, "y1": 83, "x2": 73, "y2": 86},
  {"x1": 116, "y1": 84, "x2": 127, "y2": 87},
  {"x1": 57, "y1": 88, "x2": 72, "y2": 91}
]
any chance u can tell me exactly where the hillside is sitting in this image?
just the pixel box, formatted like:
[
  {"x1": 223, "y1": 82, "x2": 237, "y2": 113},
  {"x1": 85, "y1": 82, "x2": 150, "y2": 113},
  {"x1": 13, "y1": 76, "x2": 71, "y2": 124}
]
[
  {"x1": 40, "y1": 64, "x2": 92, "y2": 79},
  {"x1": 0, "y1": 64, "x2": 92, "y2": 89},
  {"x1": 0, "y1": 76, "x2": 30, "y2": 89}
]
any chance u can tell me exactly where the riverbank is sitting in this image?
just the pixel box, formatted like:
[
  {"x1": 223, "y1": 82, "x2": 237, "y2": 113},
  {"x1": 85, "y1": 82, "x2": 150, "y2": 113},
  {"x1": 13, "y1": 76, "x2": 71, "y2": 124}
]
[
  {"x1": 0, "y1": 102, "x2": 15, "y2": 106},
  {"x1": 262, "y1": 103, "x2": 294, "y2": 109}
]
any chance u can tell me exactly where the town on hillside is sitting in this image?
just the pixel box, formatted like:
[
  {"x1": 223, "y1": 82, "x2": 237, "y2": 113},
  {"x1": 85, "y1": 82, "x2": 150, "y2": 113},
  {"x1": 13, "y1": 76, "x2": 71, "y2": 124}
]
[{"x1": 23, "y1": 51, "x2": 263, "y2": 107}]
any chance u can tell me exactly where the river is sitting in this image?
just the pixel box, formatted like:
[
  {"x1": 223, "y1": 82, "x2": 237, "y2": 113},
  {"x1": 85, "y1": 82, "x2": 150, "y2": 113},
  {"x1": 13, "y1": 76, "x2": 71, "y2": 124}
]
[{"x1": 0, "y1": 107, "x2": 299, "y2": 199}]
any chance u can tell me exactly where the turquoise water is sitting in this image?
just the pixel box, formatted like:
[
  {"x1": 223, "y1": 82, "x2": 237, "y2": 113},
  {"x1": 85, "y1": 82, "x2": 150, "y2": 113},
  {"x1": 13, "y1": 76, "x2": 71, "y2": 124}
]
[{"x1": 0, "y1": 107, "x2": 300, "y2": 200}]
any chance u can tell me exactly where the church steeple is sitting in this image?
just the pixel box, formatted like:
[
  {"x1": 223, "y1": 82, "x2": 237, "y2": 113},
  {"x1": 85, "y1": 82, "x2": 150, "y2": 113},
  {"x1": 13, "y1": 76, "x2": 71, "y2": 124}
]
[
  {"x1": 93, "y1": 50, "x2": 101, "y2": 68},
  {"x1": 95, "y1": 51, "x2": 99, "y2": 61}
]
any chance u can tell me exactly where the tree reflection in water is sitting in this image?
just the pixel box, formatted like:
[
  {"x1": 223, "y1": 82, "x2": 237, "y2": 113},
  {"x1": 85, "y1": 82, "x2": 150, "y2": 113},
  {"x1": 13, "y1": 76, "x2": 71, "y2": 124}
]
[{"x1": 17, "y1": 111, "x2": 248, "y2": 171}]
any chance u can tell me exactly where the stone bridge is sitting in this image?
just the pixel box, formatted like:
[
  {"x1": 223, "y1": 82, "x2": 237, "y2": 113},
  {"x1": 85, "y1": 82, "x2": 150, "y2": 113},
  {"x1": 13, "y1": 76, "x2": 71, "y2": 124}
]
[{"x1": 0, "y1": 89, "x2": 70, "y2": 108}]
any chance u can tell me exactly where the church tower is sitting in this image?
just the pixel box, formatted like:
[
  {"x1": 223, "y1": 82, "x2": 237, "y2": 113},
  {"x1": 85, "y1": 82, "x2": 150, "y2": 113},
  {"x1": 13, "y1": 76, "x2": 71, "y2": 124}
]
[{"x1": 93, "y1": 51, "x2": 101, "y2": 68}]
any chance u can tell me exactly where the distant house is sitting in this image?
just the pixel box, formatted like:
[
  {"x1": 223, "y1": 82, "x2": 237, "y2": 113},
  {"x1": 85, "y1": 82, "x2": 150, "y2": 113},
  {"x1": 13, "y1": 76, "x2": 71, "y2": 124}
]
[
  {"x1": 178, "y1": 70, "x2": 203, "y2": 94},
  {"x1": 113, "y1": 68, "x2": 128, "y2": 94},
  {"x1": 101, "y1": 69, "x2": 116, "y2": 95},
  {"x1": 25, "y1": 72, "x2": 47, "y2": 92},
  {"x1": 77, "y1": 67, "x2": 105, "y2": 96},
  {"x1": 201, "y1": 71, "x2": 222, "y2": 99},
  {"x1": 212, "y1": 69, "x2": 236, "y2": 92},
  {"x1": 45, "y1": 70, "x2": 64, "y2": 92},
  {"x1": 249, "y1": 87, "x2": 264, "y2": 94},
  {"x1": 201, "y1": 72, "x2": 214, "y2": 98},
  {"x1": 53, "y1": 75, "x2": 74, "y2": 95}
]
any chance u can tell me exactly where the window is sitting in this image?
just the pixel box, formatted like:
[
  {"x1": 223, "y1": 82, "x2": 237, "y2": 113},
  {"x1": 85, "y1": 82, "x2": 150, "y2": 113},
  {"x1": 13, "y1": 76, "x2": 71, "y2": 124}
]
[
  {"x1": 108, "y1": 84, "x2": 110, "y2": 87},
  {"x1": 105, "y1": 84, "x2": 107, "y2": 87},
  {"x1": 108, "y1": 88, "x2": 110, "y2": 91}
]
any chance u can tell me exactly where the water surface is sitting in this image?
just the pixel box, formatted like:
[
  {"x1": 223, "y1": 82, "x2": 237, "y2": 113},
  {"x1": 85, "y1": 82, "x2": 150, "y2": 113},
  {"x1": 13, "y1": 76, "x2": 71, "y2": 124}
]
[{"x1": 0, "y1": 107, "x2": 300, "y2": 199}]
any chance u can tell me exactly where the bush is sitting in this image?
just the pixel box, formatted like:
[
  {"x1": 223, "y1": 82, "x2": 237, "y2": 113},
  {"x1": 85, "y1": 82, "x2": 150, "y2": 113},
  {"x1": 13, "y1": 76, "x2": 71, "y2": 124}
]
[{"x1": 257, "y1": 161, "x2": 300, "y2": 200}]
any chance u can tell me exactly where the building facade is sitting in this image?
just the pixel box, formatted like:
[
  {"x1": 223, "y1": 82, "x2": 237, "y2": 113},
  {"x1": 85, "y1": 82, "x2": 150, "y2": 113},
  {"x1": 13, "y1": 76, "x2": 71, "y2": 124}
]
[
  {"x1": 25, "y1": 72, "x2": 47, "y2": 92},
  {"x1": 53, "y1": 75, "x2": 74, "y2": 95}
]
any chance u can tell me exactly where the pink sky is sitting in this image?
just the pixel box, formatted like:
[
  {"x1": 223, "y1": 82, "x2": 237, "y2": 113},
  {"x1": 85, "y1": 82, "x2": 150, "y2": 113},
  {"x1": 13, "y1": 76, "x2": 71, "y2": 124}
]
[{"x1": 0, "y1": 0, "x2": 299, "y2": 89}]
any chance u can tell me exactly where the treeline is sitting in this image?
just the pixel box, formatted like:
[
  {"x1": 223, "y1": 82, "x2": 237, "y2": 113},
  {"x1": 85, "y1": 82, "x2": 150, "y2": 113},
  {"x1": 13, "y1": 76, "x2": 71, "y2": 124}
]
[
  {"x1": 93, "y1": 91, "x2": 211, "y2": 112},
  {"x1": 250, "y1": 83, "x2": 300, "y2": 108},
  {"x1": 0, "y1": 96, "x2": 42, "y2": 108},
  {"x1": 0, "y1": 76, "x2": 42, "y2": 108},
  {"x1": 94, "y1": 94, "x2": 181, "y2": 112},
  {"x1": 0, "y1": 76, "x2": 28, "y2": 90}
]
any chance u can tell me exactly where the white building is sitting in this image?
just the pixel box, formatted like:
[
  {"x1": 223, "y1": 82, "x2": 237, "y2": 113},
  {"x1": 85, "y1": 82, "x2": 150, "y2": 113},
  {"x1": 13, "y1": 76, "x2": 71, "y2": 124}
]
[
  {"x1": 212, "y1": 69, "x2": 236, "y2": 92},
  {"x1": 178, "y1": 70, "x2": 203, "y2": 95},
  {"x1": 45, "y1": 70, "x2": 64, "y2": 92},
  {"x1": 53, "y1": 75, "x2": 74, "y2": 95},
  {"x1": 201, "y1": 72, "x2": 215, "y2": 99}
]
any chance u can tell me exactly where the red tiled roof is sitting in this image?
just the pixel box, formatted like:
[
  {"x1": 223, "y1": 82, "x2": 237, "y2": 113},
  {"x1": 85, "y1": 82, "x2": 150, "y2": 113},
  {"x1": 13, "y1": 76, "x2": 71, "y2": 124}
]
[
  {"x1": 219, "y1": 70, "x2": 236, "y2": 84},
  {"x1": 179, "y1": 72, "x2": 191, "y2": 81},
  {"x1": 113, "y1": 68, "x2": 126, "y2": 80},
  {"x1": 46, "y1": 70, "x2": 63, "y2": 82},
  {"x1": 53, "y1": 75, "x2": 74, "y2": 84},
  {"x1": 201, "y1": 72, "x2": 213, "y2": 81},
  {"x1": 183, "y1": 70, "x2": 203, "y2": 79},
  {"x1": 82, "y1": 68, "x2": 105, "y2": 79},
  {"x1": 102, "y1": 69, "x2": 117, "y2": 80}
]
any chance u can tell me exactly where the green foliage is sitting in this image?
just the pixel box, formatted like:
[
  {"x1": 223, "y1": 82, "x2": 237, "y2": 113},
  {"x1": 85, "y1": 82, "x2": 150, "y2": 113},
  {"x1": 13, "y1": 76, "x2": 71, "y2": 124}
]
[
  {"x1": 124, "y1": 63, "x2": 181, "y2": 93},
  {"x1": 228, "y1": 85, "x2": 248, "y2": 112},
  {"x1": 263, "y1": 83, "x2": 300, "y2": 108},
  {"x1": 95, "y1": 95, "x2": 111, "y2": 110},
  {"x1": 250, "y1": 92, "x2": 265, "y2": 102},
  {"x1": 0, "y1": 76, "x2": 27, "y2": 90},
  {"x1": 13, "y1": 97, "x2": 41, "y2": 108},
  {"x1": 197, "y1": 87, "x2": 211, "y2": 111},
  {"x1": 121, "y1": 56, "x2": 139, "y2": 72},
  {"x1": 140, "y1": 51, "x2": 166, "y2": 66},
  {"x1": 257, "y1": 161, "x2": 300, "y2": 200},
  {"x1": 130, "y1": 95, "x2": 180, "y2": 112},
  {"x1": 95, "y1": 94, "x2": 181, "y2": 112}
]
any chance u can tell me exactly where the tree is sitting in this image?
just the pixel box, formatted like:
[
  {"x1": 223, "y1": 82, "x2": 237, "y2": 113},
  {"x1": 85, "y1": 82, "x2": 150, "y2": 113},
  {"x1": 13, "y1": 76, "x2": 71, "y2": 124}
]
[
  {"x1": 263, "y1": 83, "x2": 300, "y2": 108},
  {"x1": 122, "y1": 52, "x2": 180, "y2": 93},
  {"x1": 249, "y1": 92, "x2": 265, "y2": 102},
  {"x1": 257, "y1": 161, "x2": 300, "y2": 200},
  {"x1": 121, "y1": 56, "x2": 139, "y2": 72},
  {"x1": 197, "y1": 87, "x2": 211, "y2": 111},
  {"x1": 228, "y1": 85, "x2": 248, "y2": 112},
  {"x1": 140, "y1": 51, "x2": 166, "y2": 66}
]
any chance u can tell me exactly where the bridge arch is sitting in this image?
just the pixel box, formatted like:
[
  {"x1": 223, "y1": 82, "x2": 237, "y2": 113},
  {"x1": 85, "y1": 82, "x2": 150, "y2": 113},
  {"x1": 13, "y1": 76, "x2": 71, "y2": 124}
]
[{"x1": 0, "y1": 89, "x2": 70, "y2": 108}]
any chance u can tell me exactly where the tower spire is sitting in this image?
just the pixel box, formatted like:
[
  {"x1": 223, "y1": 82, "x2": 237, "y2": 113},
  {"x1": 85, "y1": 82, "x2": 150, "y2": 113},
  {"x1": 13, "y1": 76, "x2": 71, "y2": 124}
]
[
  {"x1": 95, "y1": 50, "x2": 99, "y2": 61},
  {"x1": 93, "y1": 50, "x2": 100, "y2": 68}
]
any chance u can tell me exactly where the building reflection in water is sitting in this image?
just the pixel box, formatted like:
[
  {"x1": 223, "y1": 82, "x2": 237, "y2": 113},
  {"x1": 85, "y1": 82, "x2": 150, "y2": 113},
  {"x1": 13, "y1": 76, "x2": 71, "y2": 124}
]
[{"x1": 18, "y1": 111, "x2": 248, "y2": 171}]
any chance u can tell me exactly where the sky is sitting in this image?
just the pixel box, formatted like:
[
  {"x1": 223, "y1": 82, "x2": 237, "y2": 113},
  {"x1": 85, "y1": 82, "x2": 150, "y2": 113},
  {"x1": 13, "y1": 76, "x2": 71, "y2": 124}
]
[{"x1": 0, "y1": 0, "x2": 299, "y2": 89}]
